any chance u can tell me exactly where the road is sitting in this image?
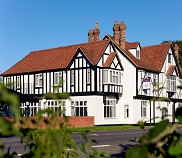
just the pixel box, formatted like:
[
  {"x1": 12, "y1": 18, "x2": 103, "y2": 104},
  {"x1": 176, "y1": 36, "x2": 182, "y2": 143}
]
[{"x1": 0, "y1": 129, "x2": 146, "y2": 158}]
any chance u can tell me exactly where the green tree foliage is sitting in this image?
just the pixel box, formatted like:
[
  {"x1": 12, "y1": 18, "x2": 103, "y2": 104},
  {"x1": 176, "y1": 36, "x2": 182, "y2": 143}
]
[
  {"x1": 162, "y1": 40, "x2": 182, "y2": 66},
  {"x1": 126, "y1": 84, "x2": 182, "y2": 158},
  {"x1": 0, "y1": 83, "x2": 110, "y2": 158}
]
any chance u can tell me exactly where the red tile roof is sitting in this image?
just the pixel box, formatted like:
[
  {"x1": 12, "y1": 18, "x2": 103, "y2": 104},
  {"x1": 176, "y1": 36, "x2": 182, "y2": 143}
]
[
  {"x1": 125, "y1": 41, "x2": 139, "y2": 50},
  {"x1": 103, "y1": 52, "x2": 117, "y2": 68},
  {"x1": 141, "y1": 43, "x2": 171, "y2": 71},
  {"x1": 166, "y1": 65, "x2": 175, "y2": 76},
  {"x1": 104, "y1": 34, "x2": 172, "y2": 71},
  {"x1": 2, "y1": 32, "x2": 173, "y2": 76},
  {"x1": 2, "y1": 40, "x2": 110, "y2": 75}
]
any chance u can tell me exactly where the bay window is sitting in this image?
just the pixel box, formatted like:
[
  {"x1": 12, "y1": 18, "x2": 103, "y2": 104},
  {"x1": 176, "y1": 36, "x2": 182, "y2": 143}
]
[{"x1": 103, "y1": 69, "x2": 121, "y2": 85}]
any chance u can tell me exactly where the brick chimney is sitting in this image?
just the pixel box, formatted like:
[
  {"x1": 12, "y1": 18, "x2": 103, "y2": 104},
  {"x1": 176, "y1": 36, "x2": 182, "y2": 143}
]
[
  {"x1": 174, "y1": 43, "x2": 179, "y2": 60},
  {"x1": 93, "y1": 22, "x2": 100, "y2": 42},
  {"x1": 119, "y1": 21, "x2": 126, "y2": 50},
  {"x1": 88, "y1": 29, "x2": 94, "y2": 42},
  {"x1": 113, "y1": 21, "x2": 120, "y2": 44}
]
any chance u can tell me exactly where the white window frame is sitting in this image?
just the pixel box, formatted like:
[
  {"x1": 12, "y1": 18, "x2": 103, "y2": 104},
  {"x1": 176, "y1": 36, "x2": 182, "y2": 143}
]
[
  {"x1": 35, "y1": 73, "x2": 43, "y2": 87},
  {"x1": 103, "y1": 69, "x2": 108, "y2": 83},
  {"x1": 17, "y1": 76, "x2": 20, "y2": 88},
  {"x1": 87, "y1": 68, "x2": 91, "y2": 84},
  {"x1": 54, "y1": 72, "x2": 62, "y2": 85},
  {"x1": 6, "y1": 77, "x2": 11, "y2": 88},
  {"x1": 167, "y1": 75, "x2": 176, "y2": 92},
  {"x1": 70, "y1": 70, "x2": 75, "y2": 85},
  {"x1": 178, "y1": 103, "x2": 182, "y2": 108},
  {"x1": 124, "y1": 105, "x2": 129, "y2": 118},
  {"x1": 162, "y1": 107, "x2": 168, "y2": 119},
  {"x1": 141, "y1": 101, "x2": 147, "y2": 117},
  {"x1": 104, "y1": 99, "x2": 116, "y2": 118},
  {"x1": 20, "y1": 102, "x2": 41, "y2": 117},
  {"x1": 71, "y1": 101, "x2": 88, "y2": 116},
  {"x1": 46, "y1": 100, "x2": 66, "y2": 116},
  {"x1": 109, "y1": 70, "x2": 121, "y2": 85},
  {"x1": 136, "y1": 49, "x2": 140, "y2": 59}
]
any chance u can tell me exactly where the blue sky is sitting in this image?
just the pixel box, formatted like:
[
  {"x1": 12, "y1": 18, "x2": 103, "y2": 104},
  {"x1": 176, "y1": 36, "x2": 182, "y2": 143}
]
[{"x1": 0, "y1": 0, "x2": 182, "y2": 73}]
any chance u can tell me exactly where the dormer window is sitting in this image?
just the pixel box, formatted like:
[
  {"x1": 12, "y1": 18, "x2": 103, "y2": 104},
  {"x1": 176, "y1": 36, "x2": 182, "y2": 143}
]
[{"x1": 136, "y1": 50, "x2": 140, "y2": 59}]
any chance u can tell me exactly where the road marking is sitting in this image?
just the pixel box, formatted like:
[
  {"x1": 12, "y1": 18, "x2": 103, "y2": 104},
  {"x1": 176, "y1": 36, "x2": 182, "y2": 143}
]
[
  {"x1": 90, "y1": 134, "x2": 99, "y2": 136},
  {"x1": 17, "y1": 154, "x2": 22, "y2": 157},
  {"x1": 104, "y1": 131, "x2": 145, "y2": 136},
  {"x1": 0, "y1": 139, "x2": 20, "y2": 143},
  {"x1": 91, "y1": 145, "x2": 110, "y2": 148}
]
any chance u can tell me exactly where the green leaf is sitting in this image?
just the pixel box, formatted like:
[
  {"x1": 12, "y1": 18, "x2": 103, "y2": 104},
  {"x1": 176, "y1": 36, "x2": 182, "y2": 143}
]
[
  {"x1": 145, "y1": 120, "x2": 177, "y2": 144},
  {"x1": 168, "y1": 136, "x2": 182, "y2": 156},
  {"x1": 80, "y1": 143, "x2": 88, "y2": 155},
  {"x1": 175, "y1": 107, "x2": 182, "y2": 124},
  {"x1": 126, "y1": 145, "x2": 148, "y2": 158}
]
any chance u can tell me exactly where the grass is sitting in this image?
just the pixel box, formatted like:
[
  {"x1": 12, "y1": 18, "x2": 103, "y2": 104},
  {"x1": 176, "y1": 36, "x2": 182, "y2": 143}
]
[{"x1": 68, "y1": 125, "x2": 142, "y2": 133}]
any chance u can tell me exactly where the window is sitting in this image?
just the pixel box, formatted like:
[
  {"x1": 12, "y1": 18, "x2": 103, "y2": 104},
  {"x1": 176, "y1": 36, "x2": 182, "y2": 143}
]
[
  {"x1": 124, "y1": 105, "x2": 129, "y2": 118},
  {"x1": 141, "y1": 101, "x2": 147, "y2": 117},
  {"x1": 109, "y1": 70, "x2": 121, "y2": 84},
  {"x1": 70, "y1": 70, "x2": 75, "y2": 85},
  {"x1": 20, "y1": 102, "x2": 41, "y2": 117},
  {"x1": 54, "y1": 72, "x2": 62, "y2": 85},
  {"x1": 46, "y1": 100, "x2": 65, "y2": 116},
  {"x1": 104, "y1": 99, "x2": 116, "y2": 118},
  {"x1": 71, "y1": 101, "x2": 87, "y2": 116},
  {"x1": 103, "y1": 70, "x2": 108, "y2": 83},
  {"x1": 162, "y1": 107, "x2": 168, "y2": 119},
  {"x1": 35, "y1": 74, "x2": 43, "y2": 87},
  {"x1": 6, "y1": 77, "x2": 11, "y2": 88},
  {"x1": 167, "y1": 76, "x2": 176, "y2": 92},
  {"x1": 168, "y1": 53, "x2": 171, "y2": 63},
  {"x1": 178, "y1": 103, "x2": 182, "y2": 108},
  {"x1": 136, "y1": 50, "x2": 140, "y2": 59},
  {"x1": 17, "y1": 76, "x2": 20, "y2": 88},
  {"x1": 145, "y1": 72, "x2": 150, "y2": 78},
  {"x1": 87, "y1": 68, "x2": 91, "y2": 84}
]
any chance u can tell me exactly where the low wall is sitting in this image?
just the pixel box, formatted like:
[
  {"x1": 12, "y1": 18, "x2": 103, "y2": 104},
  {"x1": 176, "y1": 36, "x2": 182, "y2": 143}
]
[{"x1": 3, "y1": 116, "x2": 94, "y2": 129}]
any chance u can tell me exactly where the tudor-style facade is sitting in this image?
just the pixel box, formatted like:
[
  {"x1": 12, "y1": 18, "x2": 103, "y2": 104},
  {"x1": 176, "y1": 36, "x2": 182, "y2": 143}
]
[{"x1": 1, "y1": 21, "x2": 182, "y2": 125}]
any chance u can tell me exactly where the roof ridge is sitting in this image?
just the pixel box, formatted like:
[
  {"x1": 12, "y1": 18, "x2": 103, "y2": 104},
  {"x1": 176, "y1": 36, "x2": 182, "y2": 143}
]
[
  {"x1": 142, "y1": 42, "x2": 171, "y2": 48},
  {"x1": 32, "y1": 39, "x2": 110, "y2": 53}
]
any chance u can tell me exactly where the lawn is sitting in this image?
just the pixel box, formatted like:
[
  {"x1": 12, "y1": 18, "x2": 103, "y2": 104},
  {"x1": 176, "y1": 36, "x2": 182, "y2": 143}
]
[{"x1": 68, "y1": 125, "x2": 142, "y2": 133}]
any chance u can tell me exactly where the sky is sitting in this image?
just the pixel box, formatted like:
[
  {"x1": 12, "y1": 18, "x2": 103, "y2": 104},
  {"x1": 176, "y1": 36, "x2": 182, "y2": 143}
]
[{"x1": 0, "y1": 0, "x2": 182, "y2": 74}]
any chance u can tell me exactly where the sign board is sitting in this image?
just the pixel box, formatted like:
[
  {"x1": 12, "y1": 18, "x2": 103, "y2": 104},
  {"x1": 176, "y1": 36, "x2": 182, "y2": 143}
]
[{"x1": 143, "y1": 78, "x2": 151, "y2": 89}]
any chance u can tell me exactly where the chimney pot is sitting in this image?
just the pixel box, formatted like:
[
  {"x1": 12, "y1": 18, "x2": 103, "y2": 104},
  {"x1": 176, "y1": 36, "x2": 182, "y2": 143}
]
[
  {"x1": 88, "y1": 29, "x2": 94, "y2": 42},
  {"x1": 119, "y1": 21, "x2": 126, "y2": 50},
  {"x1": 93, "y1": 22, "x2": 100, "y2": 42},
  {"x1": 113, "y1": 21, "x2": 120, "y2": 44}
]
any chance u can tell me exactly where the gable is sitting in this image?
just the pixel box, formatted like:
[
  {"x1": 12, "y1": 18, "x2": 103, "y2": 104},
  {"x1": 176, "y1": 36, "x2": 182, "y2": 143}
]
[
  {"x1": 166, "y1": 65, "x2": 176, "y2": 76},
  {"x1": 69, "y1": 49, "x2": 93, "y2": 69},
  {"x1": 161, "y1": 46, "x2": 181, "y2": 77},
  {"x1": 103, "y1": 52, "x2": 124, "y2": 70}
]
